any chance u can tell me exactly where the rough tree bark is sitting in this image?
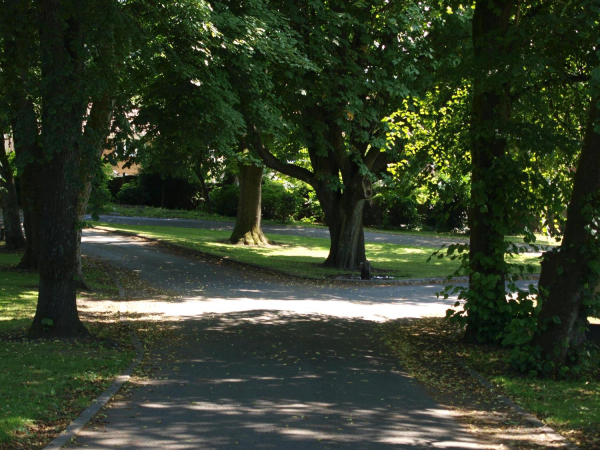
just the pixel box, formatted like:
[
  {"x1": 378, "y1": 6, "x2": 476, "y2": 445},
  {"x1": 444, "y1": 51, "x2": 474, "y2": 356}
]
[
  {"x1": 465, "y1": 0, "x2": 515, "y2": 342},
  {"x1": 0, "y1": 134, "x2": 26, "y2": 250},
  {"x1": 12, "y1": 102, "x2": 43, "y2": 270},
  {"x1": 29, "y1": 0, "x2": 88, "y2": 338},
  {"x1": 229, "y1": 163, "x2": 269, "y2": 246},
  {"x1": 316, "y1": 175, "x2": 370, "y2": 269},
  {"x1": 253, "y1": 121, "x2": 383, "y2": 270},
  {"x1": 532, "y1": 96, "x2": 600, "y2": 369}
]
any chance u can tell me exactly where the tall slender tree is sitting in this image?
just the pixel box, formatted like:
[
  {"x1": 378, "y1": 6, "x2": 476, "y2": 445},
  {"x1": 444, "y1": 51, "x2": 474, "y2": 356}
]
[
  {"x1": 0, "y1": 0, "x2": 43, "y2": 269},
  {"x1": 0, "y1": 133, "x2": 25, "y2": 250}
]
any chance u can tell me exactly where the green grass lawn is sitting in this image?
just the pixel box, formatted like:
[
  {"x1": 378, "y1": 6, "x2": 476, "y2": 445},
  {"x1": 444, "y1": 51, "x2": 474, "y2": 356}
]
[
  {"x1": 95, "y1": 222, "x2": 541, "y2": 279},
  {"x1": 0, "y1": 253, "x2": 39, "y2": 333},
  {"x1": 464, "y1": 336, "x2": 600, "y2": 445},
  {"x1": 0, "y1": 248, "x2": 134, "y2": 448},
  {"x1": 107, "y1": 204, "x2": 560, "y2": 245}
]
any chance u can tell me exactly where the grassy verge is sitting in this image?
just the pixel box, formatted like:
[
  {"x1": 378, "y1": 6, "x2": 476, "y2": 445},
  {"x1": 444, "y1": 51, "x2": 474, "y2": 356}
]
[
  {"x1": 383, "y1": 318, "x2": 600, "y2": 449},
  {"x1": 0, "y1": 248, "x2": 134, "y2": 449},
  {"x1": 109, "y1": 204, "x2": 560, "y2": 245},
  {"x1": 465, "y1": 341, "x2": 600, "y2": 436},
  {"x1": 94, "y1": 222, "x2": 541, "y2": 279}
]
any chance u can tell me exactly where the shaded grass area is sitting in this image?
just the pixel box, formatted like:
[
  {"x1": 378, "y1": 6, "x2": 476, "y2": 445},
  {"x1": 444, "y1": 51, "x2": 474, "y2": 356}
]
[
  {"x1": 383, "y1": 318, "x2": 600, "y2": 449},
  {"x1": 0, "y1": 253, "x2": 38, "y2": 333},
  {"x1": 465, "y1": 345, "x2": 600, "y2": 433},
  {"x1": 0, "y1": 248, "x2": 134, "y2": 448},
  {"x1": 95, "y1": 222, "x2": 541, "y2": 279},
  {"x1": 109, "y1": 204, "x2": 235, "y2": 223}
]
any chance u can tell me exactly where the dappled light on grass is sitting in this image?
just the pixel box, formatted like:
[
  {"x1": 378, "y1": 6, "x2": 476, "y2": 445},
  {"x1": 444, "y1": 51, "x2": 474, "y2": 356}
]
[
  {"x1": 0, "y1": 333, "x2": 134, "y2": 446},
  {"x1": 96, "y1": 223, "x2": 541, "y2": 279},
  {"x1": 491, "y1": 377, "x2": 600, "y2": 431},
  {"x1": 0, "y1": 265, "x2": 38, "y2": 330},
  {"x1": 95, "y1": 223, "x2": 461, "y2": 278},
  {"x1": 0, "y1": 290, "x2": 38, "y2": 322},
  {"x1": 0, "y1": 252, "x2": 140, "y2": 448}
]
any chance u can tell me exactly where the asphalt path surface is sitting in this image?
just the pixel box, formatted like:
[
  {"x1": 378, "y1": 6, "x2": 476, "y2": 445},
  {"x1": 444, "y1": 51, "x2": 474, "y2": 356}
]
[
  {"x1": 91, "y1": 214, "x2": 470, "y2": 248},
  {"x1": 71, "y1": 229, "x2": 530, "y2": 448}
]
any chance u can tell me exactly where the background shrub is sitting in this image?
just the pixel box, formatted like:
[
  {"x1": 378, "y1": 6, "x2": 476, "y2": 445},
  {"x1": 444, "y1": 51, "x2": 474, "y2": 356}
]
[
  {"x1": 115, "y1": 179, "x2": 149, "y2": 206},
  {"x1": 363, "y1": 192, "x2": 422, "y2": 229},
  {"x1": 88, "y1": 163, "x2": 115, "y2": 215},
  {"x1": 261, "y1": 180, "x2": 303, "y2": 222},
  {"x1": 211, "y1": 184, "x2": 239, "y2": 217},
  {"x1": 115, "y1": 172, "x2": 202, "y2": 209}
]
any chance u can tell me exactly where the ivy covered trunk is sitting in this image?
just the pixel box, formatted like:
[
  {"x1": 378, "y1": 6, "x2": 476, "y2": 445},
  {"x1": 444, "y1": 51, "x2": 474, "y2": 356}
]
[
  {"x1": 32, "y1": 144, "x2": 86, "y2": 338},
  {"x1": 532, "y1": 96, "x2": 600, "y2": 370},
  {"x1": 0, "y1": 136, "x2": 25, "y2": 250},
  {"x1": 229, "y1": 164, "x2": 269, "y2": 246},
  {"x1": 464, "y1": 0, "x2": 515, "y2": 343},
  {"x1": 29, "y1": 0, "x2": 87, "y2": 338}
]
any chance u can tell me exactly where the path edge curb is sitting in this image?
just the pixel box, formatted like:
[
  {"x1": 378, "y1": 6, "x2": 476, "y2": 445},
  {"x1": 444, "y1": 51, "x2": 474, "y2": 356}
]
[
  {"x1": 44, "y1": 277, "x2": 144, "y2": 449},
  {"x1": 463, "y1": 364, "x2": 579, "y2": 449},
  {"x1": 91, "y1": 225, "x2": 540, "y2": 286}
]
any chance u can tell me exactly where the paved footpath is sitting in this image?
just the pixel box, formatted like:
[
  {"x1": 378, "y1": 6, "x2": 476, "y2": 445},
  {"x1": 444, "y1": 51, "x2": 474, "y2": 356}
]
[{"x1": 71, "y1": 229, "x2": 515, "y2": 449}]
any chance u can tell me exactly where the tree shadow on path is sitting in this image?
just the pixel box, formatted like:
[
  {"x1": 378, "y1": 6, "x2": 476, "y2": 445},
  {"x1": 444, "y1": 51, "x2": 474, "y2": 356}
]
[{"x1": 69, "y1": 311, "x2": 489, "y2": 449}]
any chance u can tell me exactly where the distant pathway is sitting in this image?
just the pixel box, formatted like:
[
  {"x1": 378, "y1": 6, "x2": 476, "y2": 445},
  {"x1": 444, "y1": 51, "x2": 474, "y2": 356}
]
[
  {"x1": 69, "y1": 229, "x2": 499, "y2": 449},
  {"x1": 91, "y1": 214, "x2": 469, "y2": 248}
]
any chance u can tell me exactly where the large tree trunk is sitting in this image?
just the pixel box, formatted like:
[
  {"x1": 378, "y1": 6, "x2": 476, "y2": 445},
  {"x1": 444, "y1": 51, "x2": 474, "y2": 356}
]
[
  {"x1": 465, "y1": 0, "x2": 515, "y2": 343},
  {"x1": 532, "y1": 96, "x2": 600, "y2": 369},
  {"x1": 29, "y1": 0, "x2": 87, "y2": 338},
  {"x1": 0, "y1": 135, "x2": 26, "y2": 250},
  {"x1": 320, "y1": 178, "x2": 370, "y2": 270},
  {"x1": 229, "y1": 164, "x2": 269, "y2": 246}
]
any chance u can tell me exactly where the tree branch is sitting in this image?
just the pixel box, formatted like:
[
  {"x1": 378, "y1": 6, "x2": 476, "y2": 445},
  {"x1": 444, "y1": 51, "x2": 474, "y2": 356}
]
[
  {"x1": 363, "y1": 145, "x2": 382, "y2": 171},
  {"x1": 251, "y1": 126, "x2": 317, "y2": 187}
]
